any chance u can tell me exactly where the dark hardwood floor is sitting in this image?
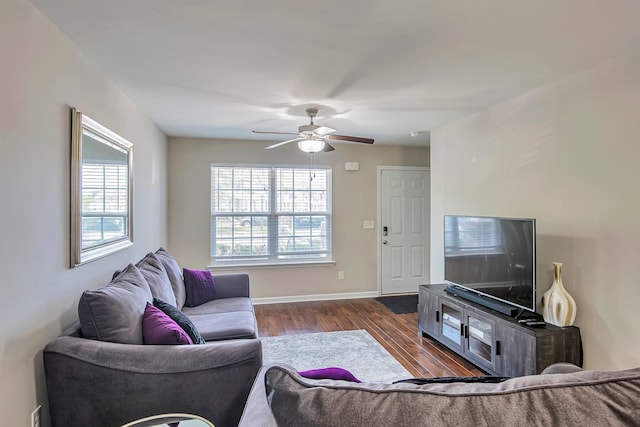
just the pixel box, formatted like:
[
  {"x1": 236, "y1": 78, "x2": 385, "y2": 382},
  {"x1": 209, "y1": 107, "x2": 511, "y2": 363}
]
[{"x1": 254, "y1": 298, "x2": 484, "y2": 378}]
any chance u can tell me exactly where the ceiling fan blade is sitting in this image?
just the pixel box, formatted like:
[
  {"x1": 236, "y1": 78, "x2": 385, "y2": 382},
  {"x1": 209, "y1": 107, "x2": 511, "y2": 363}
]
[
  {"x1": 314, "y1": 126, "x2": 336, "y2": 135},
  {"x1": 322, "y1": 142, "x2": 335, "y2": 152},
  {"x1": 326, "y1": 134, "x2": 374, "y2": 144},
  {"x1": 264, "y1": 137, "x2": 303, "y2": 150},
  {"x1": 253, "y1": 130, "x2": 301, "y2": 136}
]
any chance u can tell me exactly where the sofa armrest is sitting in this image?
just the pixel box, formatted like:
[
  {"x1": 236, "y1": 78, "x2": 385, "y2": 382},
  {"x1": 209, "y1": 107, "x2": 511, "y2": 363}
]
[
  {"x1": 212, "y1": 273, "x2": 250, "y2": 299},
  {"x1": 44, "y1": 335, "x2": 262, "y2": 427},
  {"x1": 238, "y1": 364, "x2": 281, "y2": 427}
]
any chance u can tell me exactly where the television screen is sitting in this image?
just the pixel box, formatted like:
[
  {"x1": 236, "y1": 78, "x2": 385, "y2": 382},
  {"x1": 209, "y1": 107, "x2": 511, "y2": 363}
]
[{"x1": 444, "y1": 215, "x2": 536, "y2": 312}]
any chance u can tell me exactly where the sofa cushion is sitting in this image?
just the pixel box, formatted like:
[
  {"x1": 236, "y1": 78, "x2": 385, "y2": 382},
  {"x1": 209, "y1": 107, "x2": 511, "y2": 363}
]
[
  {"x1": 183, "y1": 268, "x2": 217, "y2": 307},
  {"x1": 78, "y1": 264, "x2": 152, "y2": 344},
  {"x1": 137, "y1": 252, "x2": 177, "y2": 307},
  {"x1": 190, "y1": 311, "x2": 257, "y2": 341},
  {"x1": 181, "y1": 297, "x2": 254, "y2": 316},
  {"x1": 155, "y1": 247, "x2": 187, "y2": 309},
  {"x1": 153, "y1": 298, "x2": 206, "y2": 344},
  {"x1": 142, "y1": 302, "x2": 193, "y2": 345},
  {"x1": 260, "y1": 365, "x2": 640, "y2": 427}
]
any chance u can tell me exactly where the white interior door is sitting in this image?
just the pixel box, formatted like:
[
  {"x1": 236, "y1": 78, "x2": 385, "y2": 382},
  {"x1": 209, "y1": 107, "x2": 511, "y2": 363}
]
[{"x1": 380, "y1": 168, "x2": 430, "y2": 295}]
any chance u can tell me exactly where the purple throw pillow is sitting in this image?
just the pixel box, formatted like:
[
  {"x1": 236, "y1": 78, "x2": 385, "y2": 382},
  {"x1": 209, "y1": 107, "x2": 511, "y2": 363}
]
[
  {"x1": 142, "y1": 302, "x2": 193, "y2": 345},
  {"x1": 298, "y1": 367, "x2": 361, "y2": 383},
  {"x1": 183, "y1": 268, "x2": 217, "y2": 307}
]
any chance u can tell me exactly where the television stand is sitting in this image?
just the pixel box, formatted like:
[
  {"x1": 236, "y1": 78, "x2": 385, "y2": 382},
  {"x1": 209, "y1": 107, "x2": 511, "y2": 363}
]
[
  {"x1": 419, "y1": 284, "x2": 582, "y2": 376},
  {"x1": 444, "y1": 285, "x2": 519, "y2": 317}
]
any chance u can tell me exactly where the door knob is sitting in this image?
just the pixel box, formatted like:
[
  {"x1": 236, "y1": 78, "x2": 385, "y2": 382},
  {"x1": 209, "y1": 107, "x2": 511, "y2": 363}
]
[{"x1": 382, "y1": 240, "x2": 388, "y2": 245}]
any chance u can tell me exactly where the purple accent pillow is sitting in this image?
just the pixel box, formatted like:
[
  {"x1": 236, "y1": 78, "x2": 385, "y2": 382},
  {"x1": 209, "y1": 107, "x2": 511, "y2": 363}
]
[
  {"x1": 298, "y1": 367, "x2": 361, "y2": 383},
  {"x1": 183, "y1": 268, "x2": 217, "y2": 307},
  {"x1": 142, "y1": 302, "x2": 193, "y2": 345}
]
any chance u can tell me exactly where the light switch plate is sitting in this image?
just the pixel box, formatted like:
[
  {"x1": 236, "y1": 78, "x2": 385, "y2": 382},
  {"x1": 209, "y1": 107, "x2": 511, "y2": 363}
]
[{"x1": 363, "y1": 220, "x2": 374, "y2": 229}]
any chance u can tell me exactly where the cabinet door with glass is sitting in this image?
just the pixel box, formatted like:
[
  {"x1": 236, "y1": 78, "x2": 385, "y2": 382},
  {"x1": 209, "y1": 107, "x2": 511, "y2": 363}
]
[
  {"x1": 439, "y1": 300, "x2": 464, "y2": 351},
  {"x1": 464, "y1": 309, "x2": 498, "y2": 372}
]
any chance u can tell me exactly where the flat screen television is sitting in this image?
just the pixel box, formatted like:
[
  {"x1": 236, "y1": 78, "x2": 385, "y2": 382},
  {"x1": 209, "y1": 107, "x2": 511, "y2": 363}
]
[{"x1": 444, "y1": 215, "x2": 536, "y2": 314}]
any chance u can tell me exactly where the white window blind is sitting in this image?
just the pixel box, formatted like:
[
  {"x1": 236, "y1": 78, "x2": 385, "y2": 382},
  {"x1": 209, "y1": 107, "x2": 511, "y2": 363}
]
[
  {"x1": 211, "y1": 165, "x2": 332, "y2": 265},
  {"x1": 445, "y1": 216, "x2": 501, "y2": 253},
  {"x1": 81, "y1": 162, "x2": 128, "y2": 250}
]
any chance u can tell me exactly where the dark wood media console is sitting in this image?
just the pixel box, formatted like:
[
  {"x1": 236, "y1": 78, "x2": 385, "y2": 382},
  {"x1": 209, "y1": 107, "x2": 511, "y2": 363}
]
[{"x1": 418, "y1": 284, "x2": 582, "y2": 377}]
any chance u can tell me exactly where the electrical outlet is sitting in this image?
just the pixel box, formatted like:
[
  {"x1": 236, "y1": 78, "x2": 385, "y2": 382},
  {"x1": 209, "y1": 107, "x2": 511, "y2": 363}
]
[
  {"x1": 338, "y1": 271, "x2": 344, "y2": 280},
  {"x1": 31, "y1": 405, "x2": 41, "y2": 427}
]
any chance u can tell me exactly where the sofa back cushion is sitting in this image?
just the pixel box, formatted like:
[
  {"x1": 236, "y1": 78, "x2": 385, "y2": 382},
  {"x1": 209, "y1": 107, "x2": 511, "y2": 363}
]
[
  {"x1": 155, "y1": 247, "x2": 187, "y2": 309},
  {"x1": 78, "y1": 264, "x2": 152, "y2": 344},
  {"x1": 263, "y1": 365, "x2": 640, "y2": 426},
  {"x1": 137, "y1": 252, "x2": 177, "y2": 307}
]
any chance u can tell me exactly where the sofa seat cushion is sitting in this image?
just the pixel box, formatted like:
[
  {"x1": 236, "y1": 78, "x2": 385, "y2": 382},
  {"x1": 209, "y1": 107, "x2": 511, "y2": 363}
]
[
  {"x1": 189, "y1": 311, "x2": 257, "y2": 341},
  {"x1": 78, "y1": 264, "x2": 152, "y2": 344},
  {"x1": 256, "y1": 365, "x2": 640, "y2": 427},
  {"x1": 181, "y1": 297, "x2": 255, "y2": 316}
]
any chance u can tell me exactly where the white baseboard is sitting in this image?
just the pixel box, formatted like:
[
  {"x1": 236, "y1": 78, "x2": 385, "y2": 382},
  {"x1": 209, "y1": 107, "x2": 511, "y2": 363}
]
[{"x1": 252, "y1": 291, "x2": 379, "y2": 305}]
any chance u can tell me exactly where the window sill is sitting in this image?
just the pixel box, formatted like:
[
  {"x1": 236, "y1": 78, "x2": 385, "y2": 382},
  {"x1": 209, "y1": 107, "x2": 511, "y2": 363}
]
[
  {"x1": 75, "y1": 239, "x2": 133, "y2": 267},
  {"x1": 207, "y1": 260, "x2": 336, "y2": 270}
]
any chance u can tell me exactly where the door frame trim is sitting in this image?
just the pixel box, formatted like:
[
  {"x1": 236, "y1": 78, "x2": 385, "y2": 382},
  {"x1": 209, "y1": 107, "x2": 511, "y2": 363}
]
[{"x1": 377, "y1": 165, "x2": 431, "y2": 296}]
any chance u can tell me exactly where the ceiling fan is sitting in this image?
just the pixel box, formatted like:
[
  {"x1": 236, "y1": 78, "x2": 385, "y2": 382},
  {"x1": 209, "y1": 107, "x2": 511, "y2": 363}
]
[{"x1": 253, "y1": 108, "x2": 374, "y2": 153}]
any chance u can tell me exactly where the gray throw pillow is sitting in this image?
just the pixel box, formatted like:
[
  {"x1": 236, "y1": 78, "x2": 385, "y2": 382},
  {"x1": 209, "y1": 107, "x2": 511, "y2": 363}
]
[
  {"x1": 78, "y1": 264, "x2": 153, "y2": 344},
  {"x1": 137, "y1": 252, "x2": 178, "y2": 307},
  {"x1": 155, "y1": 247, "x2": 187, "y2": 309}
]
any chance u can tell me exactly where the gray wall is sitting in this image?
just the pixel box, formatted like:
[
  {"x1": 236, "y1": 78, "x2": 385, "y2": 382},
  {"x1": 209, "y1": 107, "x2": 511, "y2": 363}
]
[
  {"x1": 0, "y1": 1, "x2": 168, "y2": 425},
  {"x1": 168, "y1": 138, "x2": 429, "y2": 300},
  {"x1": 431, "y1": 54, "x2": 640, "y2": 370}
]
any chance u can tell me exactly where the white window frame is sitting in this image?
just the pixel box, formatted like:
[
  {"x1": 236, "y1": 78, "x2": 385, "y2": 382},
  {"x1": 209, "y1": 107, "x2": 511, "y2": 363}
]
[{"x1": 210, "y1": 164, "x2": 333, "y2": 267}]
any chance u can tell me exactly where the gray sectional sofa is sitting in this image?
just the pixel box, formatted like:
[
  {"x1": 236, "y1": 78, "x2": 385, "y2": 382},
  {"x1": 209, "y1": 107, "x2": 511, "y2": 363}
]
[
  {"x1": 239, "y1": 363, "x2": 640, "y2": 426},
  {"x1": 44, "y1": 248, "x2": 262, "y2": 427}
]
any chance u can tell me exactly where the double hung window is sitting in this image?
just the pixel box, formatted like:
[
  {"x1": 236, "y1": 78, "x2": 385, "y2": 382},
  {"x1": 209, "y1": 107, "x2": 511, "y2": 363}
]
[
  {"x1": 210, "y1": 164, "x2": 332, "y2": 265},
  {"x1": 81, "y1": 162, "x2": 129, "y2": 249}
]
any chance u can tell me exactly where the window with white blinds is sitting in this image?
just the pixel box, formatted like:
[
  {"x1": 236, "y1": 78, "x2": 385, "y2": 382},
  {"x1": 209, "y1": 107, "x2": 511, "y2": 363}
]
[
  {"x1": 445, "y1": 216, "x2": 501, "y2": 254},
  {"x1": 210, "y1": 164, "x2": 332, "y2": 265},
  {"x1": 81, "y1": 162, "x2": 129, "y2": 250}
]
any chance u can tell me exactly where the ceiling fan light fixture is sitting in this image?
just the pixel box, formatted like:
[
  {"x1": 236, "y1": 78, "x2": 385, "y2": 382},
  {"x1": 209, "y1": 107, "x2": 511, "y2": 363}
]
[
  {"x1": 298, "y1": 138, "x2": 325, "y2": 153},
  {"x1": 258, "y1": 107, "x2": 374, "y2": 151}
]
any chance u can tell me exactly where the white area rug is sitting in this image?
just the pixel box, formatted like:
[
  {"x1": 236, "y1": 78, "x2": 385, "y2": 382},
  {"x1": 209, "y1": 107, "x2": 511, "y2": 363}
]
[{"x1": 261, "y1": 330, "x2": 412, "y2": 383}]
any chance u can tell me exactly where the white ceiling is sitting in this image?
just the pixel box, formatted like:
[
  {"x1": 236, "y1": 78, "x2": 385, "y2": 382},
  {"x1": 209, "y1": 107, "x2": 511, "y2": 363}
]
[{"x1": 31, "y1": 0, "x2": 640, "y2": 147}]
